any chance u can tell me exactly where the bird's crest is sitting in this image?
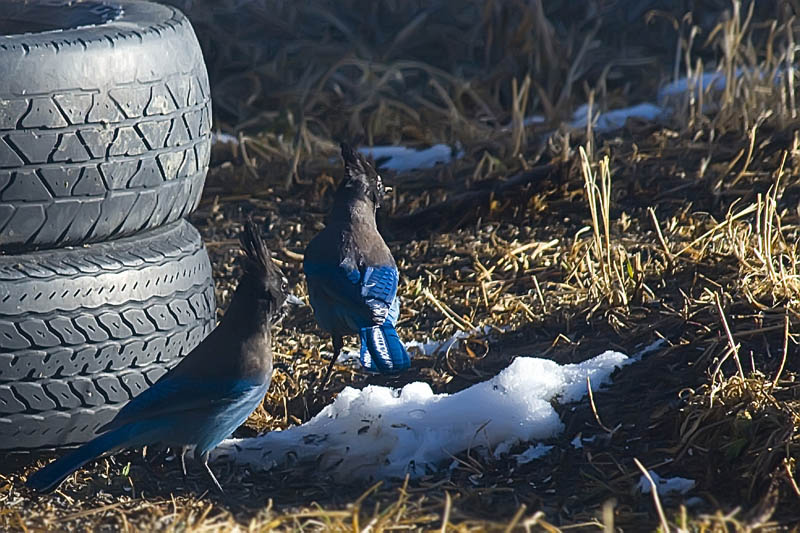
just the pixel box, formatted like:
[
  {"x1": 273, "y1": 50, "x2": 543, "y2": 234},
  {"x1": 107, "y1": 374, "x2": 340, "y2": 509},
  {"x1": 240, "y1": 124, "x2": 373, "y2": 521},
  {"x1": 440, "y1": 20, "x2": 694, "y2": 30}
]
[
  {"x1": 239, "y1": 219, "x2": 275, "y2": 276},
  {"x1": 339, "y1": 142, "x2": 385, "y2": 207},
  {"x1": 238, "y1": 219, "x2": 289, "y2": 315}
]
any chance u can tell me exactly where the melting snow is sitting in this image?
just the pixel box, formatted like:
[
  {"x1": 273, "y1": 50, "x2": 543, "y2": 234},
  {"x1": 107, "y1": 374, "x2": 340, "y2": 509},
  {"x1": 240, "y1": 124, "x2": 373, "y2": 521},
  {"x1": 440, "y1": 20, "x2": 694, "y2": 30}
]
[
  {"x1": 211, "y1": 131, "x2": 239, "y2": 145},
  {"x1": 515, "y1": 443, "x2": 553, "y2": 465},
  {"x1": 405, "y1": 326, "x2": 492, "y2": 357},
  {"x1": 211, "y1": 69, "x2": 781, "y2": 173},
  {"x1": 325, "y1": 326, "x2": 492, "y2": 362},
  {"x1": 657, "y1": 70, "x2": 735, "y2": 101},
  {"x1": 633, "y1": 338, "x2": 666, "y2": 360},
  {"x1": 569, "y1": 102, "x2": 665, "y2": 133},
  {"x1": 563, "y1": 68, "x2": 784, "y2": 135},
  {"x1": 213, "y1": 350, "x2": 631, "y2": 480},
  {"x1": 638, "y1": 471, "x2": 695, "y2": 495},
  {"x1": 358, "y1": 144, "x2": 462, "y2": 172},
  {"x1": 207, "y1": 136, "x2": 460, "y2": 172}
]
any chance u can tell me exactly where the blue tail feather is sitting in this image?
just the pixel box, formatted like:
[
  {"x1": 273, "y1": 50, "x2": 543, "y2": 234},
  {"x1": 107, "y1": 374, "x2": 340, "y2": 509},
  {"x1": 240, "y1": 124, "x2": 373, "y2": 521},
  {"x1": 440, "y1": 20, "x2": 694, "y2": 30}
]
[
  {"x1": 359, "y1": 325, "x2": 410, "y2": 374},
  {"x1": 26, "y1": 428, "x2": 128, "y2": 493}
]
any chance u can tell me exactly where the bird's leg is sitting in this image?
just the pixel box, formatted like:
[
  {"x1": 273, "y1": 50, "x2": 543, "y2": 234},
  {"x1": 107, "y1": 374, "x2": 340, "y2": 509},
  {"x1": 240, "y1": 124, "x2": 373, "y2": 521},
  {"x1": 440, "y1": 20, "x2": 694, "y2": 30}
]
[
  {"x1": 204, "y1": 461, "x2": 224, "y2": 493},
  {"x1": 318, "y1": 336, "x2": 343, "y2": 393},
  {"x1": 200, "y1": 453, "x2": 224, "y2": 493},
  {"x1": 180, "y1": 446, "x2": 188, "y2": 477}
]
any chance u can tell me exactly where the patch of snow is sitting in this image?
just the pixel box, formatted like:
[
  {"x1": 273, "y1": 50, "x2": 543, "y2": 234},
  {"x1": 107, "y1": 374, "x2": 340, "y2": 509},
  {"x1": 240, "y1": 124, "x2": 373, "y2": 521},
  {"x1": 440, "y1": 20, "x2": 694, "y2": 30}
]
[
  {"x1": 569, "y1": 103, "x2": 665, "y2": 133},
  {"x1": 657, "y1": 70, "x2": 734, "y2": 102},
  {"x1": 515, "y1": 444, "x2": 552, "y2": 464},
  {"x1": 212, "y1": 132, "x2": 239, "y2": 145},
  {"x1": 571, "y1": 434, "x2": 583, "y2": 449},
  {"x1": 563, "y1": 67, "x2": 785, "y2": 136},
  {"x1": 315, "y1": 348, "x2": 359, "y2": 363},
  {"x1": 559, "y1": 350, "x2": 633, "y2": 402},
  {"x1": 523, "y1": 115, "x2": 547, "y2": 126},
  {"x1": 212, "y1": 69, "x2": 783, "y2": 176},
  {"x1": 493, "y1": 440, "x2": 514, "y2": 458},
  {"x1": 337, "y1": 349, "x2": 360, "y2": 362},
  {"x1": 633, "y1": 338, "x2": 666, "y2": 361},
  {"x1": 213, "y1": 350, "x2": 630, "y2": 480},
  {"x1": 657, "y1": 67, "x2": 788, "y2": 109},
  {"x1": 638, "y1": 471, "x2": 695, "y2": 495},
  {"x1": 501, "y1": 115, "x2": 548, "y2": 132},
  {"x1": 358, "y1": 144, "x2": 462, "y2": 172},
  {"x1": 330, "y1": 326, "x2": 496, "y2": 363},
  {"x1": 404, "y1": 337, "x2": 451, "y2": 356},
  {"x1": 405, "y1": 326, "x2": 491, "y2": 357}
]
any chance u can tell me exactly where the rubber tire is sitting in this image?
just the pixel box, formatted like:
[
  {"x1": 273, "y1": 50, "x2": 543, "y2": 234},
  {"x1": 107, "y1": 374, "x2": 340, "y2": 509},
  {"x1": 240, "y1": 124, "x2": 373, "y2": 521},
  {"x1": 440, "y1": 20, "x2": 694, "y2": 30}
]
[
  {"x1": 0, "y1": 0, "x2": 212, "y2": 252},
  {"x1": 0, "y1": 219, "x2": 216, "y2": 451}
]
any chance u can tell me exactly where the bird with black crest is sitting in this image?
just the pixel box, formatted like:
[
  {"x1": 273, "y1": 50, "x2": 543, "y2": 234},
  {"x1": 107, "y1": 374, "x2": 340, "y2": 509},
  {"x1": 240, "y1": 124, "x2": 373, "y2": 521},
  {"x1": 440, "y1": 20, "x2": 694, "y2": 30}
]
[
  {"x1": 304, "y1": 143, "x2": 411, "y2": 391},
  {"x1": 27, "y1": 220, "x2": 290, "y2": 493}
]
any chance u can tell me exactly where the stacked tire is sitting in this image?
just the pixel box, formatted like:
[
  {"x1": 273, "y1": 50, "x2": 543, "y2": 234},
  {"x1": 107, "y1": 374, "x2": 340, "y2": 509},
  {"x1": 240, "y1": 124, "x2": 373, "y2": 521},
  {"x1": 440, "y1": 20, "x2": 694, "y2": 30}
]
[{"x1": 0, "y1": 1, "x2": 216, "y2": 450}]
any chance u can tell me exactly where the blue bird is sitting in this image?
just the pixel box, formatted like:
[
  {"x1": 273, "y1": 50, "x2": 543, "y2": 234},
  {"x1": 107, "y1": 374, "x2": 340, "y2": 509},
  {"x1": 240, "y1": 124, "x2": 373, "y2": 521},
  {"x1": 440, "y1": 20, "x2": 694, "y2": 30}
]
[
  {"x1": 27, "y1": 221, "x2": 290, "y2": 493},
  {"x1": 304, "y1": 143, "x2": 410, "y2": 385}
]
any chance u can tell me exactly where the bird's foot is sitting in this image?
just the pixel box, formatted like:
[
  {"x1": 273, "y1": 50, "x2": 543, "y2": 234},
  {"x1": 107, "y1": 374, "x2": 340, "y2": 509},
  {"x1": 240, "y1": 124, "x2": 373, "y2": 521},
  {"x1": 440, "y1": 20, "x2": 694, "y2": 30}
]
[
  {"x1": 203, "y1": 461, "x2": 224, "y2": 493},
  {"x1": 314, "y1": 350, "x2": 339, "y2": 395}
]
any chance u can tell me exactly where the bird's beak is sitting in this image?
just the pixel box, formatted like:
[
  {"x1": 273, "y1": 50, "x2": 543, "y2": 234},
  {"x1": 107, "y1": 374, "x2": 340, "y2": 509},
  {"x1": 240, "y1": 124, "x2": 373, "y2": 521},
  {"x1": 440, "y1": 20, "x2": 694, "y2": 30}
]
[
  {"x1": 272, "y1": 293, "x2": 304, "y2": 327},
  {"x1": 285, "y1": 294, "x2": 304, "y2": 306}
]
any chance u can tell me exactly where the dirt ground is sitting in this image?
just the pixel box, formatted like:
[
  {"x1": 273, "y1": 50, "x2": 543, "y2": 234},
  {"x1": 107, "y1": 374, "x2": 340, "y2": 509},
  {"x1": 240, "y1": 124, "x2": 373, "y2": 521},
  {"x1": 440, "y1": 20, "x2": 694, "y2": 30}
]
[{"x1": 4, "y1": 0, "x2": 800, "y2": 531}]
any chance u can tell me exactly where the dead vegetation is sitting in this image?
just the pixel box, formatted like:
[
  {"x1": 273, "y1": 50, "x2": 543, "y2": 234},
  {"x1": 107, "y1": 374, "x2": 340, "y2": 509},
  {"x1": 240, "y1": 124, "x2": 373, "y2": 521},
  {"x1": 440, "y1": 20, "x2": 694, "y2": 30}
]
[{"x1": 3, "y1": 0, "x2": 800, "y2": 531}]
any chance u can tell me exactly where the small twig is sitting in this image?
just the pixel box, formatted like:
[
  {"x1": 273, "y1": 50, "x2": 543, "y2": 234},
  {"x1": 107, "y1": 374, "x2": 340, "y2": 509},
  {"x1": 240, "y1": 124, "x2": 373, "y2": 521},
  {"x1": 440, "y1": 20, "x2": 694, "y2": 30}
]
[
  {"x1": 633, "y1": 458, "x2": 670, "y2": 533},
  {"x1": 205, "y1": 239, "x2": 239, "y2": 248},
  {"x1": 771, "y1": 313, "x2": 790, "y2": 392},
  {"x1": 61, "y1": 502, "x2": 126, "y2": 521},
  {"x1": 423, "y1": 288, "x2": 475, "y2": 331},
  {"x1": 784, "y1": 460, "x2": 800, "y2": 501},
  {"x1": 603, "y1": 499, "x2": 615, "y2": 533},
  {"x1": 262, "y1": 510, "x2": 351, "y2": 530},
  {"x1": 282, "y1": 248, "x2": 305, "y2": 262},
  {"x1": 730, "y1": 122, "x2": 758, "y2": 187},
  {"x1": 238, "y1": 134, "x2": 260, "y2": 180},
  {"x1": 732, "y1": 324, "x2": 787, "y2": 338},
  {"x1": 351, "y1": 480, "x2": 383, "y2": 531},
  {"x1": 674, "y1": 203, "x2": 758, "y2": 257},
  {"x1": 504, "y1": 504, "x2": 527, "y2": 533},
  {"x1": 587, "y1": 375, "x2": 613, "y2": 434},
  {"x1": 715, "y1": 292, "x2": 746, "y2": 381},
  {"x1": 440, "y1": 491, "x2": 452, "y2": 533},
  {"x1": 648, "y1": 207, "x2": 673, "y2": 264},
  {"x1": 508, "y1": 239, "x2": 558, "y2": 258},
  {"x1": 532, "y1": 274, "x2": 547, "y2": 312}
]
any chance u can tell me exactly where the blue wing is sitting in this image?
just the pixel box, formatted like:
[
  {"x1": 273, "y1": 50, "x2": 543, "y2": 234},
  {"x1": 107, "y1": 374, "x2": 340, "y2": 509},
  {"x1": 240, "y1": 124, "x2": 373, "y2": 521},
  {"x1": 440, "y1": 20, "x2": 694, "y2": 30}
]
[
  {"x1": 360, "y1": 265, "x2": 399, "y2": 322},
  {"x1": 99, "y1": 375, "x2": 265, "y2": 434},
  {"x1": 305, "y1": 260, "x2": 399, "y2": 332}
]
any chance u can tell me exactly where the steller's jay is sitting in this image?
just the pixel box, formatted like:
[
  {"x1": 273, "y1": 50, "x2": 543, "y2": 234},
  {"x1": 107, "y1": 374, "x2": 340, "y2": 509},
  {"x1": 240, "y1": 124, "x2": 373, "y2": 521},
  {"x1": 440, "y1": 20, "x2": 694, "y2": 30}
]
[
  {"x1": 27, "y1": 221, "x2": 290, "y2": 493},
  {"x1": 304, "y1": 143, "x2": 410, "y2": 386}
]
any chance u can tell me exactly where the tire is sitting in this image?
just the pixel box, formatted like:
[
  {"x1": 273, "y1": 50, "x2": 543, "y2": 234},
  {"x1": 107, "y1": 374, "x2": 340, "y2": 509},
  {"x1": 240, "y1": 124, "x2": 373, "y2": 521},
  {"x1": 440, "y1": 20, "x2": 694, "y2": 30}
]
[
  {"x1": 0, "y1": 0, "x2": 212, "y2": 252},
  {"x1": 0, "y1": 219, "x2": 216, "y2": 450}
]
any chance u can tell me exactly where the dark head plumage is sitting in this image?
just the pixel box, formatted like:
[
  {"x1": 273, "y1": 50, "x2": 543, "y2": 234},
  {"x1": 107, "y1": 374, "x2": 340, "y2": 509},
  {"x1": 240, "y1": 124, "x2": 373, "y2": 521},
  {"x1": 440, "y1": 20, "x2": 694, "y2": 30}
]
[
  {"x1": 238, "y1": 219, "x2": 289, "y2": 321},
  {"x1": 338, "y1": 142, "x2": 386, "y2": 208}
]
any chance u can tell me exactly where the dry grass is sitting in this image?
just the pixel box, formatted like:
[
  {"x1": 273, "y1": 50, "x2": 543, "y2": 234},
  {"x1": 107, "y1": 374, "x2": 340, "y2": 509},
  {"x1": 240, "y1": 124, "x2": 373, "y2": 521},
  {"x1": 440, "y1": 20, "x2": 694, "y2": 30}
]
[
  {"x1": 4, "y1": 0, "x2": 800, "y2": 531},
  {"x1": 168, "y1": 0, "x2": 679, "y2": 187}
]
